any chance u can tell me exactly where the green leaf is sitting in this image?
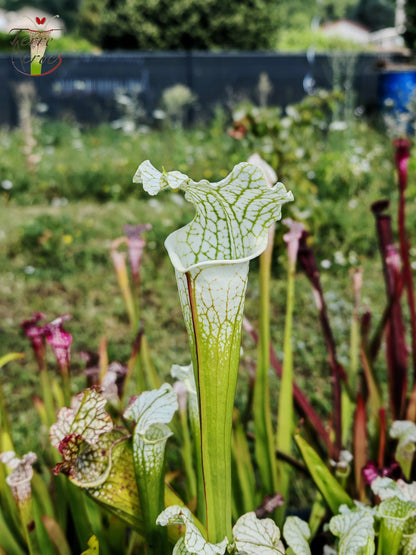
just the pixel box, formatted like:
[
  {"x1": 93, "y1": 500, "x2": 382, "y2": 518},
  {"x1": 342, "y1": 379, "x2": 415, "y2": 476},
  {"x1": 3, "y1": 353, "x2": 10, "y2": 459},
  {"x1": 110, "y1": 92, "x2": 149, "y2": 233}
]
[
  {"x1": 81, "y1": 436, "x2": 144, "y2": 533},
  {"x1": 390, "y1": 421, "x2": 416, "y2": 480},
  {"x1": 0, "y1": 506, "x2": 26, "y2": 555},
  {"x1": 283, "y1": 516, "x2": 311, "y2": 555},
  {"x1": 294, "y1": 434, "x2": 354, "y2": 514},
  {"x1": 231, "y1": 411, "x2": 257, "y2": 517},
  {"x1": 171, "y1": 362, "x2": 199, "y2": 486},
  {"x1": 329, "y1": 505, "x2": 375, "y2": 555},
  {"x1": 307, "y1": 492, "x2": 327, "y2": 539},
  {"x1": 31, "y1": 472, "x2": 54, "y2": 518},
  {"x1": 233, "y1": 512, "x2": 285, "y2": 554},
  {"x1": 0, "y1": 353, "x2": 25, "y2": 369},
  {"x1": 157, "y1": 505, "x2": 228, "y2": 554},
  {"x1": 81, "y1": 535, "x2": 99, "y2": 554},
  {"x1": 0, "y1": 353, "x2": 24, "y2": 444},
  {"x1": 276, "y1": 219, "x2": 303, "y2": 525}
]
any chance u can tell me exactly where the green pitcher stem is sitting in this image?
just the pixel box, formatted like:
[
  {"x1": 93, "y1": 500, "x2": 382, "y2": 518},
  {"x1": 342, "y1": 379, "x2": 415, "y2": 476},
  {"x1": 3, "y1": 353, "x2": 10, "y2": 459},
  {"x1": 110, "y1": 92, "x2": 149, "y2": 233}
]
[
  {"x1": 276, "y1": 257, "x2": 295, "y2": 526},
  {"x1": 179, "y1": 408, "x2": 197, "y2": 501},
  {"x1": 0, "y1": 372, "x2": 11, "y2": 441},
  {"x1": 254, "y1": 227, "x2": 278, "y2": 496},
  {"x1": 135, "y1": 159, "x2": 293, "y2": 546},
  {"x1": 133, "y1": 433, "x2": 169, "y2": 552},
  {"x1": 124, "y1": 385, "x2": 177, "y2": 553},
  {"x1": 39, "y1": 366, "x2": 55, "y2": 427},
  {"x1": 186, "y1": 269, "x2": 245, "y2": 543},
  {"x1": 30, "y1": 58, "x2": 42, "y2": 76},
  {"x1": 187, "y1": 377, "x2": 206, "y2": 524},
  {"x1": 18, "y1": 497, "x2": 40, "y2": 555},
  {"x1": 61, "y1": 364, "x2": 71, "y2": 406}
]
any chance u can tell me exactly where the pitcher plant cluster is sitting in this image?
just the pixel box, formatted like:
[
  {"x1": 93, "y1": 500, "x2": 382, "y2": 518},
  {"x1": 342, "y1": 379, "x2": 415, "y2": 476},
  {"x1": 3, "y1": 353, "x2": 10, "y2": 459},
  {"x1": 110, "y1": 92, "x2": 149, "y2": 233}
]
[{"x1": 1, "y1": 137, "x2": 416, "y2": 554}]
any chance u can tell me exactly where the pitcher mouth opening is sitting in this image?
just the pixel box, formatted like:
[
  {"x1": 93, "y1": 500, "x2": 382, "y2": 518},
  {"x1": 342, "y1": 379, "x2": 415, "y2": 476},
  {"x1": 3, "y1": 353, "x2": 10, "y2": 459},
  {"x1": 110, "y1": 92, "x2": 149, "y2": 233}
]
[{"x1": 164, "y1": 227, "x2": 268, "y2": 274}]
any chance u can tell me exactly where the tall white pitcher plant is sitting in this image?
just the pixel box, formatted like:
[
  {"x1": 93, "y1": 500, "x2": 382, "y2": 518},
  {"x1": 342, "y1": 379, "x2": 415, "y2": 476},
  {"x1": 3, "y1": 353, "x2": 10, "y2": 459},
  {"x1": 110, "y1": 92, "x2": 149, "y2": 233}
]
[{"x1": 134, "y1": 161, "x2": 293, "y2": 542}]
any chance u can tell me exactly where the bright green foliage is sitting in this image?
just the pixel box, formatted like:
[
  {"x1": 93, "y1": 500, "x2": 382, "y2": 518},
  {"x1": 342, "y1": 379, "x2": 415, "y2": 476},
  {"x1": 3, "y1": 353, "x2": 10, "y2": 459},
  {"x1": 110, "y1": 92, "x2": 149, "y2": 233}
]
[
  {"x1": 171, "y1": 363, "x2": 203, "y2": 518},
  {"x1": 275, "y1": 28, "x2": 370, "y2": 51},
  {"x1": 78, "y1": 0, "x2": 279, "y2": 50},
  {"x1": 231, "y1": 411, "x2": 256, "y2": 518},
  {"x1": 275, "y1": 0, "x2": 356, "y2": 38},
  {"x1": 81, "y1": 535, "x2": 99, "y2": 554},
  {"x1": 275, "y1": 219, "x2": 304, "y2": 525},
  {"x1": 294, "y1": 435, "x2": 354, "y2": 515}
]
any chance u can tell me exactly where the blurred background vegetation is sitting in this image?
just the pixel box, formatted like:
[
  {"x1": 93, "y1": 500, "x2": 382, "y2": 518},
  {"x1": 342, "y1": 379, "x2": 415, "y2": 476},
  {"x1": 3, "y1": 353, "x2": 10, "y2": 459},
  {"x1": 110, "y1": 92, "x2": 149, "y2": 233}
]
[{"x1": 0, "y1": 0, "x2": 414, "y2": 52}]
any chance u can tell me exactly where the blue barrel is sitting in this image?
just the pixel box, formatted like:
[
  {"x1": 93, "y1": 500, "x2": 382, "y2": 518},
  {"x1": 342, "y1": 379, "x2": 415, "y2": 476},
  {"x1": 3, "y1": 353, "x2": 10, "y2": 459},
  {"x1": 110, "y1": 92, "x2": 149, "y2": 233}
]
[
  {"x1": 379, "y1": 69, "x2": 416, "y2": 111},
  {"x1": 378, "y1": 69, "x2": 416, "y2": 134}
]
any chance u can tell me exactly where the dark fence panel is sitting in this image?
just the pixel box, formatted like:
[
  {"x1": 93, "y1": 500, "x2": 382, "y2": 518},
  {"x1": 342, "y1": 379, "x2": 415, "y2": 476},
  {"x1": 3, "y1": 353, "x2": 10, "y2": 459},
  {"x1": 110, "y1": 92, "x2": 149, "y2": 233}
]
[{"x1": 0, "y1": 51, "x2": 383, "y2": 126}]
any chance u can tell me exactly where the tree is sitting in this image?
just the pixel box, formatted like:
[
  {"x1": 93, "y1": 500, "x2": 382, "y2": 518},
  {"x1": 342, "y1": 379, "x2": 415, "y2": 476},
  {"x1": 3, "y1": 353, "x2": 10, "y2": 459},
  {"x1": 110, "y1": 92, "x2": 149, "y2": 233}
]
[
  {"x1": 348, "y1": 0, "x2": 395, "y2": 31},
  {"x1": 403, "y1": 0, "x2": 416, "y2": 50},
  {"x1": 78, "y1": 0, "x2": 280, "y2": 50}
]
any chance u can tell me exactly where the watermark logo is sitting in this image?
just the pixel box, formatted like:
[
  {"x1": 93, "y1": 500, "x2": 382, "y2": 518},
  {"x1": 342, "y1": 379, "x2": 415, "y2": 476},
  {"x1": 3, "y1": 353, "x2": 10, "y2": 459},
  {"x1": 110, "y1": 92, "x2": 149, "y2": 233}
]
[{"x1": 9, "y1": 15, "x2": 62, "y2": 76}]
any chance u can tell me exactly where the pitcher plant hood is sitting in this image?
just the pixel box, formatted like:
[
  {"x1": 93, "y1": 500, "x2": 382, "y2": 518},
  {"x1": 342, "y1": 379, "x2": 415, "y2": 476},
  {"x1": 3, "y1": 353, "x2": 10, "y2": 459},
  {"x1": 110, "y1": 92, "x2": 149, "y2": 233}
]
[{"x1": 134, "y1": 160, "x2": 293, "y2": 272}]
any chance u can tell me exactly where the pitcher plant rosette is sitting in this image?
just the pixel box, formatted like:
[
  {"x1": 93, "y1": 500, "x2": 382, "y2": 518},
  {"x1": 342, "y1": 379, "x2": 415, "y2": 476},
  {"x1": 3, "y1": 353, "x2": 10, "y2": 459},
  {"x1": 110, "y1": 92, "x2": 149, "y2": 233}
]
[{"x1": 134, "y1": 161, "x2": 293, "y2": 543}]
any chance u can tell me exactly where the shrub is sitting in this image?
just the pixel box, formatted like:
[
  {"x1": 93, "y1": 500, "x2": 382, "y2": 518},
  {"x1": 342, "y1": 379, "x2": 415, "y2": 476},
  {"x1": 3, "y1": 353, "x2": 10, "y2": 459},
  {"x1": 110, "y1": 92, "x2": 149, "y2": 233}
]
[{"x1": 78, "y1": 0, "x2": 279, "y2": 50}]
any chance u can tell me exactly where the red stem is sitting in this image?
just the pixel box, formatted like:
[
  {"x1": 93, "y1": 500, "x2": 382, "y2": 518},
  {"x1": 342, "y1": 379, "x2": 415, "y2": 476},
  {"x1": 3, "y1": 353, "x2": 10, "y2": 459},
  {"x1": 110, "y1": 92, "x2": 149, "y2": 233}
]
[
  {"x1": 377, "y1": 408, "x2": 386, "y2": 470},
  {"x1": 353, "y1": 394, "x2": 367, "y2": 501},
  {"x1": 394, "y1": 138, "x2": 416, "y2": 383},
  {"x1": 243, "y1": 317, "x2": 334, "y2": 456},
  {"x1": 298, "y1": 231, "x2": 345, "y2": 457},
  {"x1": 371, "y1": 200, "x2": 408, "y2": 420}
]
